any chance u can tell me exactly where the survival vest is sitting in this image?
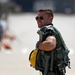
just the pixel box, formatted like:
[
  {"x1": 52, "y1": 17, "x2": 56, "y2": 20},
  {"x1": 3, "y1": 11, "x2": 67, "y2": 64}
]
[{"x1": 29, "y1": 25, "x2": 71, "y2": 73}]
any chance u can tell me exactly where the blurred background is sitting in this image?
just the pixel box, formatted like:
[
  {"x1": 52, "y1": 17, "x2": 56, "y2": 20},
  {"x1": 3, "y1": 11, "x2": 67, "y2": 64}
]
[
  {"x1": 0, "y1": 0, "x2": 75, "y2": 14},
  {"x1": 0, "y1": 0, "x2": 75, "y2": 75}
]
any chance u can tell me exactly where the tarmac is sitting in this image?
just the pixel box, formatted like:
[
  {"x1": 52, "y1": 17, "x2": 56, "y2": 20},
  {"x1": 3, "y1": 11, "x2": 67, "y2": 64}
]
[{"x1": 0, "y1": 13, "x2": 75, "y2": 75}]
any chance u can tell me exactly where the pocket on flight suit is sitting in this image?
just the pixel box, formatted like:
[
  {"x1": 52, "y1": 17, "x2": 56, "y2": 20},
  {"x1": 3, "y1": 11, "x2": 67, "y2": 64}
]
[{"x1": 48, "y1": 72, "x2": 55, "y2": 75}]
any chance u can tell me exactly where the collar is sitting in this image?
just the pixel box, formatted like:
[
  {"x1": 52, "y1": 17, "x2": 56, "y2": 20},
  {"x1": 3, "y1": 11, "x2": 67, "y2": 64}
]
[{"x1": 46, "y1": 23, "x2": 53, "y2": 26}]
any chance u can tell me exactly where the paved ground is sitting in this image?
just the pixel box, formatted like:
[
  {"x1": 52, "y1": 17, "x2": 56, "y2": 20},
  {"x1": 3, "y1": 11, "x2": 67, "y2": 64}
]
[{"x1": 0, "y1": 13, "x2": 75, "y2": 75}]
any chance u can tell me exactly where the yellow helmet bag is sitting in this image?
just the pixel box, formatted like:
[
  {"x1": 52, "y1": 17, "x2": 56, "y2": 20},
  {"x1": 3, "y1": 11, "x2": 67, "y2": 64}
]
[{"x1": 29, "y1": 48, "x2": 38, "y2": 67}]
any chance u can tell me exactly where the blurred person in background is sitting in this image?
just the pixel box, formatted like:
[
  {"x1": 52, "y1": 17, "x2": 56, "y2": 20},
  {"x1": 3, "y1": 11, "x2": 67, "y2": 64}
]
[
  {"x1": 0, "y1": 14, "x2": 15, "y2": 50},
  {"x1": 0, "y1": 0, "x2": 16, "y2": 50}
]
